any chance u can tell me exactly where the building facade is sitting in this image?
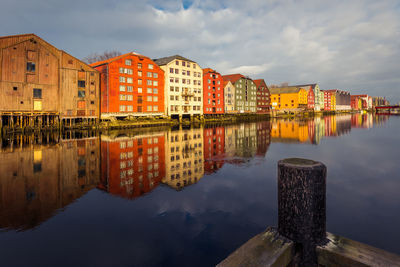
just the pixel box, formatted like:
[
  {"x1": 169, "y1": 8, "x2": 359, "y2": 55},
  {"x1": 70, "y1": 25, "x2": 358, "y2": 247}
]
[
  {"x1": 326, "y1": 89, "x2": 351, "y2": 110},
  {"x1": 223, "y1": 81, "x2": 236, "y2": 113},
  {"x1": 307, "y1": 88, "x2": 315, "y2": 110},
  {"x1": 202, "y1": 68, "x2": 224, "y2": 115},
  {"x1": 352, "y1": 94, "x2": 372, "y2": 109},
  {"x1": 154, "y1": 55, "x2": 203, "y2": 120},
  {"x1": 91, "y1": 52, "x2": 165, "y2": 118},
  {"x1": 253, "y1": 79, "x2": 271, "y2": 113},
  {"x1": 222, "y1": 74, "x2": 257, "y2": 113},
  {"x1": 294, "y1": 84, "x2": 321, "y2": 111},
  {"x1": 0, "y1": 34, "x2": 100, "y2": 128},
  {"x1": 269, "y1": 87, "x2": 308, "y2": 111},
  {"x1": 203, "y1": 126, "x2": 225, "y2": 174},
  {"x1": 322, "y1": 90, "x2": 336, "y2": 111}
]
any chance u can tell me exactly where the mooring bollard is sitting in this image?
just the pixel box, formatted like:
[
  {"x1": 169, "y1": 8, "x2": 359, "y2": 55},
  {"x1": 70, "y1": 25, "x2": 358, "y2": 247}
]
[{"x1": 278, "y1": 158, "x2": 327, "y2": 266}]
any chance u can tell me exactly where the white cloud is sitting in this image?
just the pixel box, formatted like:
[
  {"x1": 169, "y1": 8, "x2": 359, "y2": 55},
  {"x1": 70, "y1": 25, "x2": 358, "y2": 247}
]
[{"x1": 1, "y1": 0, "x2": 399, "y2": 102}]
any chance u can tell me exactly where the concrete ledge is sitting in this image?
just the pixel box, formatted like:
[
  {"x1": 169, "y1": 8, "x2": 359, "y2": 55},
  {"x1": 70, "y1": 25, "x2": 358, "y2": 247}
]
[
  {"x1": 217, "y1": 227, "x2": 294, "y2": 267},
  {"x1": 317, "y1": 232, "x2": 400, "y2": 267}
]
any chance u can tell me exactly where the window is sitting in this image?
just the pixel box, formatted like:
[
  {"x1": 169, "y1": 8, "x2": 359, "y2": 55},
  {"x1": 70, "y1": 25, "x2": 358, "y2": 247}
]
[
  {"x1": 170, "y1": 68, "x2": 173, "y2": 73},
  {"x1": 147, "y1": 88, "x2": 152, "y2": 93},
  {"x1": 176, "y1": 60, "x2": 179, "y2": 65},
  {"x1": 138, "y1": 71, "x2": 142, "y2": 77},
  {"x1": 127, "y1": 95, "x2": 133, "y2": 101},
  {"x1": 120, "y1": 94, "x2": 126, "y2": 101},
  {"x1": 120, "y1": 105, "x2": 126, "y2": 111},
  {"x1": 153, "y1": 96, "x2": 158, "y2": 102},
  {"x1": 153, "y1": 88, "x2": 158, "y2": 94},
  {"x1": 153, "y1": 73, "x2": 158, "y2": 78},
  {"x1": 127, "y1": 86, "x2": 133, "y2": 92},
  {"x1": 27, "y1": 62, "x2": 35, "y2": 72},
  {"x1": 119, "y1": 85, "x2": 125, "y2": 91},
  {"x1": 13, "y1": 87, "x2": 18, "y2": 91},
  {"x1": 78, "y1": 80, "x2": 85, "y2": 88},
  {"x1": 127, "y1": 77, "x2": 133, "y2": 83},
  {"x1": 170, "y1": 86, "x2": 174, "y2": 92},
  {"x1": 147, "y1": 106, "x2": 152, "y2": 111},
  {"x1": 125, "y1": 59, "x2": 132, "y2": 66},
  {"x1": 126, "y1": 68, "x2": 133, "y2": 74},
  {"x1": 147, "y1": 80, "x2": 152, "y2": 86},
  {"x1": 138, "y1": 63, "x2": 142, "y2": 69},
  {"x1": 153, "y1": 81, "x2": 158, "y2": 86},
  {"x1": 77, "y1": 100, "x2": 85, "y2": 108},
  {"x1": 138, "y1": 79, "x2": 142, "y2": 85},
  {"x1": 175, "y1": 69, "x2": 179, "y2": 74},
  {"x1": 137, "y1": 96, "x2": 143, "y2": 103},
  {"x1": 147, "y1": 72, "x2": 152, "y2": 78},
  {"x1": 33, "y1": 88, "x2": 42, "y2": 99},
  {"x1": 148, "y1": 64, "x2": 154, "y2": 69},
  {"x1": 78, "y1": 90, "x2": 85, "y2": 98},
  {"x1": 147, "y1": 96, "x2": 152, "y2": 101},
  {"x1": 119, "y1": 76, "x2": 126, "y2": 83},
  {"x1": 138, "y1": 87, "x2": 142, "y2": 93},
  {"x1": 170, "y1": 96, "x2": 174, "y2": 100},
  {"x1": 153, "y1": 106, "x2": 158, "y2": 111},
  {"x1": 127, "y1": 105, "x2": 133, "y2": 111}
]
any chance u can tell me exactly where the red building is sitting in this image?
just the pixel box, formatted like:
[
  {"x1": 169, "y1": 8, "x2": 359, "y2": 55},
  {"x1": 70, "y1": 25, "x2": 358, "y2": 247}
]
[
  {"x1": 203, "y1": 127, "x2": 225, "y2": 174},
  {"x1": 322, "y1": 90, "x2": 334, "y2": 111},
  {"x1": 254, "y1": 79, "x2": 271, "y2": 113},
  {"x1": 307, "y1": 88, "x2": 315, "y2": 110},
  {"x1": 91, "y1": 52, "x2": 165, "y2": 119},
  {"x1": 203, "y1": 68, "x2": 224, "y2": 115},
  {"x1": 99, "y1": 134, "x2": 166, "y2": 199},
  {"x1": 256, "y1": 121, "x2": 271, "y2": 157}
]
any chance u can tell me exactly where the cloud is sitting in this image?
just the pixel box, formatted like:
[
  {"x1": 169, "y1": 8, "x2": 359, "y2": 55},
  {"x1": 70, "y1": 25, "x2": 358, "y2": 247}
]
[{"x1": 0, "y1": 0, "x2": 399, "y2": 102}]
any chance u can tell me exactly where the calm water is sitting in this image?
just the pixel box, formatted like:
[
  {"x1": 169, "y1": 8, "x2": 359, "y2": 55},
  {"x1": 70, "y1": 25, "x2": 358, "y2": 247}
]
[{"x1": 0, "y1": 114, "x2": 399, "y2": 266}]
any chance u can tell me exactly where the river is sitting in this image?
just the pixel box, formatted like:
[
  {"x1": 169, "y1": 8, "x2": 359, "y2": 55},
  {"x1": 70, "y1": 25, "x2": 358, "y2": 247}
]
[{"x1": 0, "y1": 114, "x2": 398, "y2": 266}]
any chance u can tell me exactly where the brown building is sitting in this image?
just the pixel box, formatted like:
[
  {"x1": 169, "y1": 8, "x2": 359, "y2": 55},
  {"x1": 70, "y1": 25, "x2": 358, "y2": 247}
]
[
  {"x1": 253, "y1": 79, "x2": 271, "y2": 113},
  {"x1": 0, "y1": 34, "x2": 100, "y2": 129}
]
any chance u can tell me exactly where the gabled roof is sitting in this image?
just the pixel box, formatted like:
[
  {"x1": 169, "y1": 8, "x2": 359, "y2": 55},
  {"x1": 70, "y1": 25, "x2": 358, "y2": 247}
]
[
  {"x1": 90, "y1": 52, "x2": 146, "y2": 67},
  {"x1": 222, "y1": 74, "x2": 244, "y2": 84},
  {"x1": 203, "y1": 68, "x2": 218, "y2": 74},
  {"x1": 0, "y1": 33, "x2": 97, "y2": 71},
  {"x1": 153, "y1": 55, "x2": 196, "y2": 66},
  {"x1": 253, "y1": 79, "x2": 267, "y2": 88},
  {"x1": 269, "y1": 87, "x2": 303, "y2": 94}
]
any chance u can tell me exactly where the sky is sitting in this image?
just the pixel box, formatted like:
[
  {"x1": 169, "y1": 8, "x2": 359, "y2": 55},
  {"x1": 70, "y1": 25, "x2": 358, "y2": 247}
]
[{"x1": 1, "y1": 0, "x2": 399, "y2": 103}]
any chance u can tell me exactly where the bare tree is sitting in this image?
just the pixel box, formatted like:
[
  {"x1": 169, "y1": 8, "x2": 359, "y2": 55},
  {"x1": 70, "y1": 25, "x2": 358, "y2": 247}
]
[{"x1": 83, "y1": 50, "x2": 122, "y2": 64}]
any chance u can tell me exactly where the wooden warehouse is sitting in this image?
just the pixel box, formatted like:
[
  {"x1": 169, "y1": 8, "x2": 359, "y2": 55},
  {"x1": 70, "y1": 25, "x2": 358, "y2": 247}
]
[{"x1": 0, "y1": 34, "x2": 100, "y2": 131}]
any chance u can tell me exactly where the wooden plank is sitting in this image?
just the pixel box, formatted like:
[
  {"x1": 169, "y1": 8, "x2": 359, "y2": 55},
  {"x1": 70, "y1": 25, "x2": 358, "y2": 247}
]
[
  {"x1": 317, "y1": 232, "x2": 400, "y2": 267},
  {"x1": 217, "y1": 227, "x2": 294, "y2": 267}
]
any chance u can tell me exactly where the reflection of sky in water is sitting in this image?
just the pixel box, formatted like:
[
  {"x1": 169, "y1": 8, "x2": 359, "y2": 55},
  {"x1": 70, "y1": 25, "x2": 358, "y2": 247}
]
[{"x1": 0, "y1": 115, "x2": 399, "y2": 266}]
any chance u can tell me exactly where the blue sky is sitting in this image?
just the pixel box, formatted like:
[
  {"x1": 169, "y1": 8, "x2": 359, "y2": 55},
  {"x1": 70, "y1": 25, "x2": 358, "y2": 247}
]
[{"x1": 1, "y1": 0, "x2": 399, "y2": 103}]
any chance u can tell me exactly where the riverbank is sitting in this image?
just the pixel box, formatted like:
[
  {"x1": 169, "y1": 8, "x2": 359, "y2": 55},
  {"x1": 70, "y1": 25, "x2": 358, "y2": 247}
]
[{"x1": 0, "y1": 110, "x2": 374, "y2": 135}]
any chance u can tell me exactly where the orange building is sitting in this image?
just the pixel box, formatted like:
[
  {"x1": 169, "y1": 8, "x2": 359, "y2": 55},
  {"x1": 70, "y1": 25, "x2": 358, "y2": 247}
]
[
  {"x1": 91, "y1": 52, "x2": 165, "y2": 119},
  {"x1": 99, "y1": 133, "x2": 166, "y2": 199},
  {"x1": 203, "y1": 68, "x2": 224, "y2": 114}
]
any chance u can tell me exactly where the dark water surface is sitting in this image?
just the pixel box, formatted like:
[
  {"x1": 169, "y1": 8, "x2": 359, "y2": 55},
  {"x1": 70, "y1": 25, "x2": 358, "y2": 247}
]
[{"x1": 0, "y1": 114, "x2": 399, "y2": 266}]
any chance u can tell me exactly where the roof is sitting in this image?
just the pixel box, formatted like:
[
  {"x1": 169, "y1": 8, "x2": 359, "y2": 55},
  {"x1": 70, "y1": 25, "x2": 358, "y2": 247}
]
[
  {"x1": 269, "y1": 87, "x2": 303, "y2": 94},
  {"x1": 253, "y1": 79, "x2": 267, "y2": 88},
  {"x1": 90, "y1": 52, "x2": 148, "y2": 67},
  {"x1": 292, "y1": 83, "x2": 317, "y2": 89},
  {"x1": 222, "y1": 74, "x2": 244, "y2": 84},
  {"x1": 0, "y1": 33, "x2": 97, "y2": 71},
  {"x1": 153, "y1": 55, "x2": 196, "y2": 66}
]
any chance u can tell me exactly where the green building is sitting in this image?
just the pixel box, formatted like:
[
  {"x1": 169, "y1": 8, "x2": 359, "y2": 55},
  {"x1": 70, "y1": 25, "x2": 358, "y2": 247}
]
[{"x1": 222, "y1": 74, "x2": 257, "y2": 113}]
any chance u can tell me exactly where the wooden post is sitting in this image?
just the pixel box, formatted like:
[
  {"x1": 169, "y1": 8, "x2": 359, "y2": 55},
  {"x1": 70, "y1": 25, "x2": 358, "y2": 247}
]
[{"x1": 278, "y1": 158, "x2": 327, "y2": 266}]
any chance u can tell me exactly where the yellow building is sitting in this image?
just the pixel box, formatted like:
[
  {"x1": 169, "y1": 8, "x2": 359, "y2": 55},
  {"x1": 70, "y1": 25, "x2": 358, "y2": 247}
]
[
  {"x1": 270, "y1": 87, "x2": 307, "y2": 111},
  {"x1": 331, "y1": 94, "x2": 336, "y2": 111}
]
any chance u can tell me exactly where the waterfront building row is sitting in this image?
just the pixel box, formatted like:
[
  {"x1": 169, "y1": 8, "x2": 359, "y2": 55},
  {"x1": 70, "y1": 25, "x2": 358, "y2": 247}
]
[{"x1": 0, "y1": 33, "x2": 388, "y2": 127}]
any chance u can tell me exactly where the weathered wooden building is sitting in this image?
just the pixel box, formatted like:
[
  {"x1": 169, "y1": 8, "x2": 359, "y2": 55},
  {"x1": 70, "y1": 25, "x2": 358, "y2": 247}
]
[{"x1": 0, "y1": 34, "x2": 100, "y2": 130}]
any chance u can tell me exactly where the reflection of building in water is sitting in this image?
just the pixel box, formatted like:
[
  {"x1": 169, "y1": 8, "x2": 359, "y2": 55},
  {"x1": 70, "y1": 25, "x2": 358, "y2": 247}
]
[
  {"x1": 335, "y1": 115, "x2": 352, "y2": 136},
  {"x1": 271, "y1": 120, "x2": 309, "y2": 143},
  {"x1": 99, "y1": 133, "x2": 165, "y2": 199},
  {"x1": 0, "y1": 134, "x2": 100, "y2": 230},
  {"x1": 312, "y1": 117, "x2": 325, "y2": 144},
  {"x1": 203, "y1": 127, "x2": 225, "y2": 174},
  {"x1": 351, "y1": 113, "x2": 374, "y2": 129},
  {"x1": 163, "y1": 128, "x2": 204, "y2": 190},
  {"x1": 324, "y1": 116, "x2": 337, "y2": 137},
  {"x1": 256, "y1": 121, "x2": 271, "y2": 157},
  {"x1": 234, "y1": 123, "x2": 258, "y2": 158},
  {"x1": 224, "y1": 125, "x2": 236, "y2": 159}
]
